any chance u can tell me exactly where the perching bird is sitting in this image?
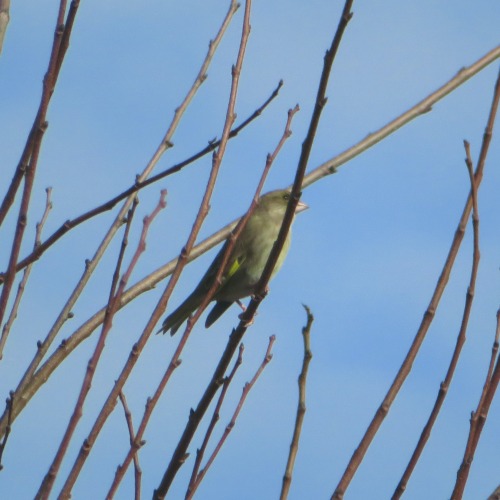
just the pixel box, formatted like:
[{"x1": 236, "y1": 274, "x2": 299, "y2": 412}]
[{"x1": 159, "y1": 189, "x2": 308, "y2": 335}]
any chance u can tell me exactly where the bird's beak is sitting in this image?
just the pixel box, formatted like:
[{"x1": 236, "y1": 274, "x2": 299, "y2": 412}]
[{"x1": 295, "y1": 200, "x2": 309, "y2": 214}]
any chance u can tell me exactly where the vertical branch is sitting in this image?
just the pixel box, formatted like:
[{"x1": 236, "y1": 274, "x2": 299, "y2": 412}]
[
  {"x1": 0, "y1": 0, "x2": 10, "y2": 54},
  {"x1": 0, "y1": 0, "x2": 81, "y2": 338},
  {"x1": 107, "y1": 3, "x2": 256, "y2": 497},
  {"x1": 0, "y1": 188, "x2": 52, "y2": 358},
  {"x1": 186, "y1": 336, "x2": 275, "y2": 500},
  {"x1": 155, "y1": 2, "x2": 353, "y2": 496},
  {"x1": 118, "y1": 392, "x2": 142, "y2": 500},
  {"x1": 392, "y1": 140, "x2": 481, "y2": 498},
  {"x1": 280, "y1": 305, "x2": 314, "y2": 500},
  {"x1": 3, "y1": 80, "x2": 282, "y2": 281},
  {"x1": 451, "y1": 311, "x2": 500, "y2": 499},
  {"x1": 333, "y1": 65, "x2": 500, "y2": 500},
  {"x1": 185, "y1": 344, "x2": 244, "y2": 499},
  {"x1": 56, "y1": 3, "x2": 243, "y2": 498},
  {"x1": 5, "y1": 0, "x2": 238, "y2": 456},
  {"x1": 35, "y1": 192, "x2": 164, "y2": 499},
  {"x1": 0, "y1": 391, "x2": 14, "y2": 470}
]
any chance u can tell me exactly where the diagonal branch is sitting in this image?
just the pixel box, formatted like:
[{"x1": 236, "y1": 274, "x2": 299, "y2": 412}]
[
  {"x1": 392, "y1": 139, "x2": 481, "y2": 499},
  {"x1": 56, "y1": 2, "x2": 245, "y2": 497},
  {"x1": 0, "y1": 188, "x2": 52, "y2": 359},
  {"x1": 155, "y1": 2, "x2": 353, "y2": 497},
  {"x1": 186, "y1": 336, "x2": 275, "y2": 499},
  {"x1": 1, "y1": 42, "x2": 497, "y2": 445},
  {"x1": 332, "y1": 64, "x2": 500, "y2": 500},
  {"x1": 0, "y1": 0, "x2": 239, "y2": 453},
  {"x1": 0, "y1": 79, "x2": 283, "y2": 283}
]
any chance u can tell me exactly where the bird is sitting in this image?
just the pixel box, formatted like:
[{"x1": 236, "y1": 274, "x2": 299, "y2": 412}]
[{"x1": 158, "y1": 189, "x2": 308, "y2": 335}]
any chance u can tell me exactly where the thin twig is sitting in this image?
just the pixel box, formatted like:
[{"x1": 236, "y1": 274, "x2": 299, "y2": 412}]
[
  {"x1": 304, "y1": 45, "x2": 500, "y2": 188},
  {"x1": 57, "y1": 4, "x2": 242, "y2": 498},
  {"x1": 118, "y1": 391, "x2": 142, "y2": 500},
  {"x1": 35, "y1": 192, "x2": 163, "y2": 499},
  {"x1": 106, "y1": 2, "x2": 254, "y2": 496},
  {"x1": 0, "y1": 0, "x2": 80, "y2": 339},
  {"x1": 186, "y1": 344, "x2": 244, "y2": 499},
  {"x1": 154, "y1": 103, "x2": 299, "y2": 498},
  {"x1": 451, "y1": 310, "x2": 500, "y2": 499},
  {"x1": 0, "y1": 0, "x2": 238, "y2": 452},
  {"x1": 332, "y1": 65, "x2": 500, "y2": 500},
  {"x1": 155, "y1": 2, "x2": 352, "y2": 496},
  {"x1": 1, "y1": 80, "x2": 283, "y2": 282},
  {"x1": 280, "y1": 305, "x2": 314, "y2": 500},
  {"x1": 1, "y1": 46, "x2": 497, "y2": 443},
  {"x1": 0, "y1": 188, "x2": 52, "y2": 358},
  {"x1": 0, "y1": 0, "x2": 74, "y2": 226},
  {"x1": 392, "y1": 140, "x2": 481, "y2": 499},
  {"x1": 0, "y1": 0, "x2": 10, "y2": 54},
  {"x1": 488, "y1": 484, "x2": 500, "y2": 500},
  {"x1": 187, "y1": 336, "x2": 275, "y2": 499},
  {"x1": 0, "y1": 391, "x2": 14, "y2": 470}
]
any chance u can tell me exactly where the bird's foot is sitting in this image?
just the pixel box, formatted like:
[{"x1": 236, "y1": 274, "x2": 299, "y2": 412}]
[
  {"x1": 236, "y1": 299, "x2": 247, "y2": 312},
  {"x1": 238, "y1": 311, "x2": 254, "y2": 327}
]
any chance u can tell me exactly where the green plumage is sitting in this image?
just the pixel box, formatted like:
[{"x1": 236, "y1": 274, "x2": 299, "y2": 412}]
[{"x1": 159, "y1": 189, "x2": 307, "y2": 335}]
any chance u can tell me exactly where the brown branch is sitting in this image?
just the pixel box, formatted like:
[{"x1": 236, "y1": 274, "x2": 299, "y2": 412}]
[
  {"x1": 153, "y1": 103, "x2": 298, "y2": 496},
  {"x1": 185, "y1": 344, "x2": 244, "y2": 499},
  {"x1": 333, "y1": 65, "x2": 500, "y2": 500},
  {"x1": 187, "y1": 336, "x2": 275, "y2": 500},
  {"x1": 392, "y1": 140, "x2": 481, "y2": 499},
  {"x1": 1, "y1": 79, "x2": 283, "y2": 283},
  {"x1": 56, "y1": 3, "x2": 243, "y2": 497},
  {"x1": 155, "y1": 2, "x2": 352, "y2": 496},
  {"x1": 0, "y1": 0, "x2": 80, "y2": 338},
  {"x1": 488, "y1": 484, "x2": 500, "y2": 500},
  {"x1": 304, "y1": 45, "x2": 500, "y2": 188},
  {"x1": 451, "y1": 310, "x2": 500, "y2": 499},
  {"x1": 280, "y1": 305, "x2": 314, "y2": 500},
  {"x1": 106, "y1": 3, "x2": 257, "y2": 496},
  {"x1": 0, "y1": 188, "x2": 52, "y2": 359},
  {"x1": 0, "y1": 0, "x2": 10, "y2": 54},
  {"x1": 0, "y1": 0, "x2": 238, "y2": 452},
  {"x1": 0, "y1": 391, "x2": 13, "y2": 470},
  {"x1": 1, "y1": 41, "x2": 496, "y2": 446},
  {"x1": 118, "y1": 391, "x2": 142, "y2": 500},
  {"x1": 35, "y1": 192, "x2": 163, "y2": 499},
  {"x1": 0, "y1": 0, "x2": 75, "y2": 226}
]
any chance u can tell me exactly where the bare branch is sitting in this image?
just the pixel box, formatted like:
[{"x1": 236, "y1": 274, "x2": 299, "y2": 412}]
[
  {"x1": 0, "y1": 391, "x2": 13, "y2": 470},
  {"x1": 0, "y1": 188, "x2": 52, "y2": 358},
  {"x1": 1, "y1": 79, "x2": 283, "y2": 282},
  {"x1": 35, "y1": 192, "x2": 164, "y2": 498},
  {"x1": 185, "y1": 344, "x2": 244, "y2": 499},
  {"x1": 333, "y1": 64, "x2": 500, "y2": 500},
  {"x1": 392, "y1": 139, "x2": 481, "y2": 498},
  {"x1": 56, "y1": 3, "x2": 243, "y2": 497},
  {"x1": 1, "y1": 0, "x2": 238, "y2": 454},
  {"x1": 1, "y1": 43, "x2": 497, "y2": 445},
  {"x1": 280, "y1": 305, "x2": 314, "y2": 500},
  {"x1": 187, "y1": 336, "x2": 275, "y2": 499},
  {"x1": 0, "y1": 0, "x2": 10, "y2": 54},
  {"x1": 451, "y1": 310, "x2": 500, "y2": 499},
  {"x1": 118, "y1": 391, "x2": 142, "y2": 500},
  {"x1": 155, "y1": 1, "x2": 352, "y2": 495}
]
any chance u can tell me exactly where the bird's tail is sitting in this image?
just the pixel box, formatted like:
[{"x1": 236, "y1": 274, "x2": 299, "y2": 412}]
[
  {"x1": 158, "y1": 292, "x2": 203, "y2": 336},
  {"x1": 205, "y1": 301, "x2": 233, "y2": 328}
]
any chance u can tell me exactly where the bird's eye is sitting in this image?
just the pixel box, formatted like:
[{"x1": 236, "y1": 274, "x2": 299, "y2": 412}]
[{"x1": 283, "y1": 194, "x2": 290, "y2": 201}]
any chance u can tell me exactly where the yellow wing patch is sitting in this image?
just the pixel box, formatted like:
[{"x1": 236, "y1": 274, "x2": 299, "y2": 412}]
[{"x1": 226, "y1": 255, "x2": 244, "y2": 280}]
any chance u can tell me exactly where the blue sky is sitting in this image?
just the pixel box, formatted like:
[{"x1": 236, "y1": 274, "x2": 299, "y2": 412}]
[{"x1": 1, "y1": 1, "x2": 499, "y2": 499}]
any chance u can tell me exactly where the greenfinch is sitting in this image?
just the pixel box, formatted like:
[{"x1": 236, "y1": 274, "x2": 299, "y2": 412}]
[{"x1": 159, "y1": 189, "x2": 308, "y2": 335}]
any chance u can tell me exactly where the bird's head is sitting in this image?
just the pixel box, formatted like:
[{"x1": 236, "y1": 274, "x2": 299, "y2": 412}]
[{"x1": 258, "y1": 189, "x2": 308, "y2": 217}]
